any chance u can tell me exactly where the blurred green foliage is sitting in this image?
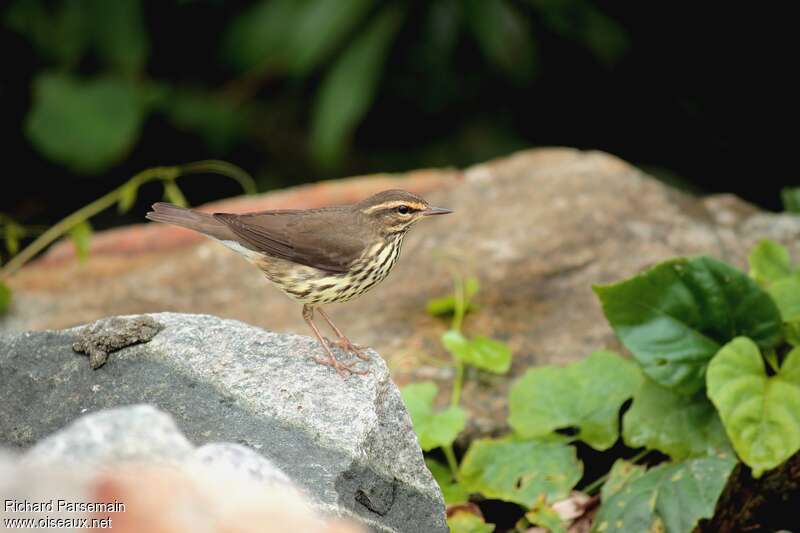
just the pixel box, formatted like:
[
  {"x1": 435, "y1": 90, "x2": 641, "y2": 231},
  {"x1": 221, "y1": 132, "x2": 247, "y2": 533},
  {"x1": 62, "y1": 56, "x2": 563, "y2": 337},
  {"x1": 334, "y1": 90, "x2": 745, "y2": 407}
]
[{"x1": 3, "y1": 0, "x2": 628, "y2": 175}]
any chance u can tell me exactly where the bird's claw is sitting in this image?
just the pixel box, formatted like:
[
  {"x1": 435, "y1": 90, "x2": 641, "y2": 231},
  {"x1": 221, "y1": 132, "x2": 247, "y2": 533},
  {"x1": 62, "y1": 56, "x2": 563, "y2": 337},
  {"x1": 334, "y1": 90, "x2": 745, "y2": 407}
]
[
  {"x1": 312, "y1": 355, "x2": 368, "y2": 377},
  {"x1": 324, "y1": 336, "x2": 371, "y2": 361}
]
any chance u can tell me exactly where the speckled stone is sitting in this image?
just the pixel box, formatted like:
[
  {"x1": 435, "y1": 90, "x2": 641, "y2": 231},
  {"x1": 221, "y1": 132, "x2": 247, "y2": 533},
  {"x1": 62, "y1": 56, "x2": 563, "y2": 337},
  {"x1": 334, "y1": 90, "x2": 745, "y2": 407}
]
[{"x1": 0, "y1": 314, "x2": 447, "y2": 533}]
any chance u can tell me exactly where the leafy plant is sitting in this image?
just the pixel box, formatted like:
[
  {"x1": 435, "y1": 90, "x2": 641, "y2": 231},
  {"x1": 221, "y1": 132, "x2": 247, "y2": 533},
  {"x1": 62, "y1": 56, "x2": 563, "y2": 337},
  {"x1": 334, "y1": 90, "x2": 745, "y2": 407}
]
[
  {"x1": 5, "y1": 0, "x2": 628, "y2": 174},
  {"x1": 0, "y1": 160, "x2": 255, "y2": 315},
  {"x1": 401, "y1": 272, "x2": 513, "y2": 507},
  {"x1": 781, "y1": 187, "x2": 800, "y2": 214},
  {"x1": 403, "y1": 239, "x2": 800, "y2": 532}
]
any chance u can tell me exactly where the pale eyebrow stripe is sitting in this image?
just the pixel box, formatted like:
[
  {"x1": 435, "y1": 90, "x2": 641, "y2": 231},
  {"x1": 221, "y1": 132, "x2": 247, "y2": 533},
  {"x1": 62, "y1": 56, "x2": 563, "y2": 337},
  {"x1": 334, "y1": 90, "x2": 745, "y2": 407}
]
[{"x1": 362, "y1": 200, "x2": 427, "y2": 214}]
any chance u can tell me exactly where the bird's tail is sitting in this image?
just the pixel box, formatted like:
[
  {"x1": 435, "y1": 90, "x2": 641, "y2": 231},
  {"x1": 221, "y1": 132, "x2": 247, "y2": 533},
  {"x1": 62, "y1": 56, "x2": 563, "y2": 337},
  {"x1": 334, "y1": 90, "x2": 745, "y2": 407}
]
[{"x1": 146, "y1": 202, "x2": 236, "y2": 242}]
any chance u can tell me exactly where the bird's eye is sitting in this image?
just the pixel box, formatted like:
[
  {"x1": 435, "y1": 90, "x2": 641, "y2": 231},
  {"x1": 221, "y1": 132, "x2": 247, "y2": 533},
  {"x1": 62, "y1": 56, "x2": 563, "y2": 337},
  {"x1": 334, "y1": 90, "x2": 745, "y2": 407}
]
[{"x1": 397, "y1": 205, "x2": 410, "y2": 214}]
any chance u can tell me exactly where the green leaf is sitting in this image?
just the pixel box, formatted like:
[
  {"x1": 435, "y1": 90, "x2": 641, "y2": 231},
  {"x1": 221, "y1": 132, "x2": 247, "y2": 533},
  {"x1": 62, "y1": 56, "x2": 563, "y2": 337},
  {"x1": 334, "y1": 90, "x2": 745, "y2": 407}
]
[
  {"x1": 781, "y1": 187, "x2": 800, "y2": 214},
  {"x1": 622, "y1": 378, "x2": 732, "y2": 460},
  {"x1": 68, "y1": 221, "x2": 93, "y2": 262},
  {"x1": 465, "y1": 0, "x2": 537, "y2": 80},
  {"x1": 767, "y1": 276, "x2": 800, "y2": 322},
  {"x1": 600, "y1": 459, "x2": 647, "y2": 503},
  {"x1": 535, "y1": 0, "x2": 629, "y2": 66},
  {"x1": 706, "y1": 337, "x2": 800, "y2": 477},
  {"x1": 310, "y1": 5, "x2": 404, "y2": 170},
  {"x1": 87, "y1": 0, "x2": 148, "y2": 75},
  {"x1": 526, "y1": 501, "x2": 567, "y2": 533},
  {"x1": 447, "y1": 511, "x2": 494, "y2": 533},
  {"x1": 285, "y1": 0, "x2": 374, "y2": 76},
  {"x1": 748, "y1": 239, "x2": 792, "y2": 285},
  {"x1": 441, "y1": 330, "x2": 512, "y2": 374},
  {"x1": 509, "y1": 351, "x2": 641, "y2": 450},
  {"x1": 592, "y1": 457, "x2": 735, "y2": 533},
  {"x1": 784, "y1": 322, "x2": 800, "y2": 347},
  {"x1": 26, "y1": 73, "x2": 147, "y2": 173},
  {"x1": 222, "y1": 0, "x2": 304, "y2": 72},
  {"x1": 459, "y1": 437, "x2": 582, "y2": 507},
  {"x1": 426, "y1": 295, "x2": 477, "y2": 316},
  {"x1": 401, "y1": 382, "x2": 465, "y2": 451},
  {"x1": 427, "y1": 277, "x2": 480, "y2": 316},
  {"x1": 4, "y1": 0, "x2": 88, "y2": 67},
  {"x1": 117, "y1": 181, "x2": 138, "y2": 214},
  {"x1": 425, "y1": 459, "x2": 469, "y2": 505},
  {"x1": 594, "y1": 256, "x2": 782, "y2": 394},
  {"x1": 0, "y1": 281, "x2": 11, "y2": 315},
  {"x1": 163, "y1": 181, "x2": 189, "y2": 208},
  {"x1": 164, "y1": 90, "x2": 249, "y2": 154},
  {"x1": 3, "y1": 220, "x2": 24, "y2": 255}
]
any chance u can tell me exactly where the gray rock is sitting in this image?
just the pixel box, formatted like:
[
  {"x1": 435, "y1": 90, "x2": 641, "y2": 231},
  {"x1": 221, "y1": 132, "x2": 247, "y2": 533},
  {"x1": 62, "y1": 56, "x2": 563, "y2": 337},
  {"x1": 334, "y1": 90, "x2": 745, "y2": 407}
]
[
  {"x1": 0, "y1": 313, "x2": 447, "y2": 533},
  {"x1": 23, "y1": 404, "x2": 193, "y2": 467},
  {"x1": 192, "y1": 442, "x2": 292, "y2": 486}
]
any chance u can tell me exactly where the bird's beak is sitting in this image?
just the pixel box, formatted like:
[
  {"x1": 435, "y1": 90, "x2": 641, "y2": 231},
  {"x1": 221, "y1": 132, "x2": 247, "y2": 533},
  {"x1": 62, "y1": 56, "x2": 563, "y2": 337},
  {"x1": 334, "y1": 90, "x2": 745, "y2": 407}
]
[{"x1": 421, "y1": 206, "x2": 453, "y2": 216}]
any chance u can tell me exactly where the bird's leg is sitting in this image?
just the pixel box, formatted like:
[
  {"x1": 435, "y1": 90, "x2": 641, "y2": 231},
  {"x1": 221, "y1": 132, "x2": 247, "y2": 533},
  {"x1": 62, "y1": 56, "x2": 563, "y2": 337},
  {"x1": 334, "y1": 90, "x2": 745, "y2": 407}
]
[
  {"x1": 316, "y1": 307, "x2": 370, "y2": 361},
  {"x1": 302, "y1": 305, "x2": 366, "y2": 376}
]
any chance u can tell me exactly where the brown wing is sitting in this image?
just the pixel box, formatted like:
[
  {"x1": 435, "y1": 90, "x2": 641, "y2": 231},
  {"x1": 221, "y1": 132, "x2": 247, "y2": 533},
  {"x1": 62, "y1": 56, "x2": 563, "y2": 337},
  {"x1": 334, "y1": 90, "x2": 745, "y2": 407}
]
[{"x1": 213, "y1": 209, "x2": 366, "y2": 273}]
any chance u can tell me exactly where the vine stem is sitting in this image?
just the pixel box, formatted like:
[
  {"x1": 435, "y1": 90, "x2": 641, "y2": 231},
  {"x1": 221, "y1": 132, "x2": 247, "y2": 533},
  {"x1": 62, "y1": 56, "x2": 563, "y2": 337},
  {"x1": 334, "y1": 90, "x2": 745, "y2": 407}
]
[
  {"x1": 451, "y1": 360, "x2": 464, "y2": 408},
  {"x1": 449, "y1": 271, "x2": 467, "y2": 408},
  {"x1": 584, "y1": 449, "x2": 650, "y2": 496},
  {"x1": 0, "y1": 161, "x2": 253, "y2": 280},
  {"x1": 443, "y1": 444, "x2": 459, "y2": 479},
  {"x1": 2, "y1": 186, "x2": 125, "y2": 278}
]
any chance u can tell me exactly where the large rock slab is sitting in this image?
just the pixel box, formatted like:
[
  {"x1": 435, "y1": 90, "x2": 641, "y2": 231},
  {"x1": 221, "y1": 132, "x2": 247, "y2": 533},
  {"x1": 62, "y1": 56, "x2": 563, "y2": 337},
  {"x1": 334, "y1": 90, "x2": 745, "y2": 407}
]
[
  {"x1": 0, "y1": 313, "x2": 447, "y2": 533},
  {"x1": 4, "y1": 148, "x2": 800, "y2": 435}
]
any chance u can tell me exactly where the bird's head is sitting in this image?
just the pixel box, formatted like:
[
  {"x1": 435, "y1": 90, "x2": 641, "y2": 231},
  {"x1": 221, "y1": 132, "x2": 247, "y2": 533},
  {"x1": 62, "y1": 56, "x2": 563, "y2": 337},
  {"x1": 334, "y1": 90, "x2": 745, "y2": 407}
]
[{"x1": 356, "y1": 189, "x2": 452, "y2": 236}]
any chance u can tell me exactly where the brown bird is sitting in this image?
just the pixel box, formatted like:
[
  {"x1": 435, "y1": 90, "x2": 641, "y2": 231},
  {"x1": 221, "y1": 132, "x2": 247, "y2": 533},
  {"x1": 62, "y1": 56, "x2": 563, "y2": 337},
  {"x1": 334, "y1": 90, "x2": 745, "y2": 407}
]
[{"x1": 146, "y1": 189, "x2": 452, "y2": 375}]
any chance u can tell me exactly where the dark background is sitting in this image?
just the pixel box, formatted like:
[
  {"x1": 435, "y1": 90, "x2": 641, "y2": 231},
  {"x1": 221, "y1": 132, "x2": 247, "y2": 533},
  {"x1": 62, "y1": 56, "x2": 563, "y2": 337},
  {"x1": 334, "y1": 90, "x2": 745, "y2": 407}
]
[{"x1": 0, "y1": 0, "x2": 795, "y2": 241}]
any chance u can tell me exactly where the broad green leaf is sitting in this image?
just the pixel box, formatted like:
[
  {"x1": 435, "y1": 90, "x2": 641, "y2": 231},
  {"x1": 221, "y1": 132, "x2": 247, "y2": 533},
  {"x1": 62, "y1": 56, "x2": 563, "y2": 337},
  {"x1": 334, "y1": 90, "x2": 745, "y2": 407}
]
[
  {"x1": 425, "y1": 459, "x2": 469, "y2": 505},
  {"x1": 465, "y1": 0, "x2": 537, "y2": 80},
  {"x1": 459, "y1": 437, "x2": 582, "y2": 507},
  {"x1": 767, "y1": 277, "x2": 800, "y2": 322},
  {"x1": 622, "y1": 378, "x2": 732, "y2": 460},
  {"x1": 441, "y1": 330, "x2": 512, "y2": 374},
  {"x1": 748, "y1": 239, "x2": 792, "y2": 285},
  {"x1": 401, "y1": 382, "x2": 465, "y2": 451},
  {"x1": 68, "y1": 221, "x2": 93, "y2": 262},
  {"x1": 706, "y1": 337, "x2": 800, "y2": 477},
  {"x1": 785, "y1": 322, "x2": 800, "y2": 347},
  {"x1": 88, "y1": 0, "x2": 148, "y2": 75},
  {"x1": 594, "y1": 256, "x2": 782, "y2": 394},
  {"x1": 163, "y1": 181, "x2": 189, "y2": 208},
  {"x1": 285, "y1": 0, "x2": 374, "y2": 76},
  {"x1": 526, "y1": 499, "x2": 567, "y2": 533},
  {"x1": 4, "y1": 0, "x2": 87, "y2": 67},
  {"x1": 222, "y1": 0, "x2": 304, "y2": 71},
  {"x1": 592, "y1": 457, "x2": 735, "y2": 533},
  {"x1": 781, "y1": 187, "x2": 800, "y2": 214},
  {"x1": 509, "y1": 351, "x2": 641, "y2": 450},
  {"x1": 117, "y1": 181, "x2": 138, "y2": 214},
  {"x1": 426, "y1": 295, "x2": 478, "y2": 316},
  {"x1": 535, "y1": 0, "x2": 629, "y2": 66},
  {"x1": 26, "y1": 73, "x2": 147, "y2": 173},
  {"x1": 427, "y1": 277, "x2": 480, "y2": 316},
  {"x1": 447, "y1": 511, "x2": 494, "y2": 533},
  {"x1": 310, "y1": 5, "x2": 404, "y2": 170},
  {"x1": 164, "y1": 90, "x2": 249, "y2": 154},
  {"x1": 600, "y1": 459, "x2": 647, "y2": 503},
  {"x1": 0, "y1": 281, "x2": 11, "y2": 315}
]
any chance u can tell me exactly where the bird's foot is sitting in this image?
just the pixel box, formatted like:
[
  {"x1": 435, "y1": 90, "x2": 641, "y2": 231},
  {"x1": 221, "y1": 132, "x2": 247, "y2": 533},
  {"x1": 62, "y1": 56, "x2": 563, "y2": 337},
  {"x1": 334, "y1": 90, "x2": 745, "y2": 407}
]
[
  {"x1": 312, "y1": 354, "x2": 368, "y2": 377},
  {"x1": 324, "y1": 336, "x2": 371, "y2": 361}
]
